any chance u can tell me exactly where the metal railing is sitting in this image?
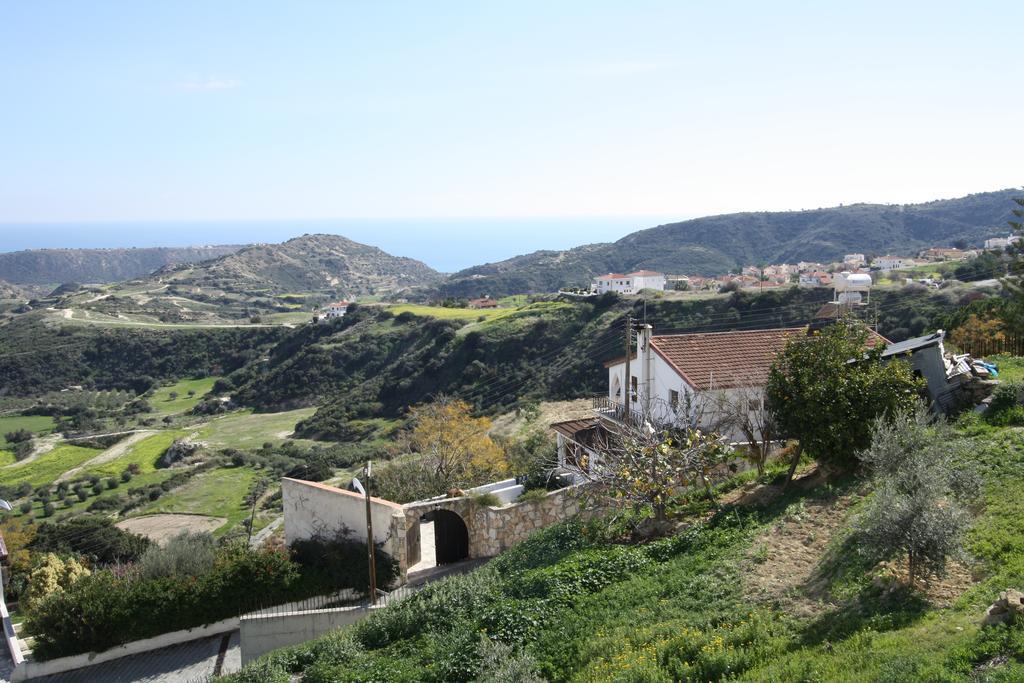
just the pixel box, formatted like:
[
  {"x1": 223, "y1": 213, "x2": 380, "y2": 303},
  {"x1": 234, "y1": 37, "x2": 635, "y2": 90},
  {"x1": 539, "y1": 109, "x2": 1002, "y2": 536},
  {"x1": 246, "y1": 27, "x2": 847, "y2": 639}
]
[{"x1": 239, "y1": 588, "x2": 366, "y2": 619}]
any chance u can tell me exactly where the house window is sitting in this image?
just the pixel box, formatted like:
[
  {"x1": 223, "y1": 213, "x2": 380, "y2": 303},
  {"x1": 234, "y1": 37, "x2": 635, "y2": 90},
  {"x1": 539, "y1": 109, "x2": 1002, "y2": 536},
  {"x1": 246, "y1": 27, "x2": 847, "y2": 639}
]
[
  {"x1": 631, "y1": 376, "x2": 638, "y2": 402},
  {"x1": 748, "y1": 398, "x2": 762, "y2": 412},
  {"x1": 670, "y1": 390, "x2": 680, "y2": 408}
]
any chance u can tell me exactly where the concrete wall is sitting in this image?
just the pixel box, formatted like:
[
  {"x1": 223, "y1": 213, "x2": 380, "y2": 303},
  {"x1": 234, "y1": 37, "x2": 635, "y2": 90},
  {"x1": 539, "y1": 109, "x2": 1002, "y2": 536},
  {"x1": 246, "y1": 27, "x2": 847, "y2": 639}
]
[
  {"x1": 282, "y1": 477, "x2": 404, "y2": 547},
  {"x1": 282, "y1": 478, "x2": 413, "y2": 580},
  {"x1": 240, "y1": 606, "x2": 376, "y2": 665}
]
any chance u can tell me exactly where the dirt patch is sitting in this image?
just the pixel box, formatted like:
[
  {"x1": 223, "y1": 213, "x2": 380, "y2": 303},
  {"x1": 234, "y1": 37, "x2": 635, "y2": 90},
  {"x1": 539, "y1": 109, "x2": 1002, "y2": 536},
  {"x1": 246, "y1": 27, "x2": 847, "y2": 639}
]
[
  {"x1": 873, "y1": 557, "x2": 977, "y2": 607},
  {"x1": 117, "y1": 514, "x2": 226, "y2": 544},
  {"x1": 743, "y1": 493, "x2": 857, "y2": 617},
  {"x1": 2, "y1": 433, "x2": 63, "y2": 468}
]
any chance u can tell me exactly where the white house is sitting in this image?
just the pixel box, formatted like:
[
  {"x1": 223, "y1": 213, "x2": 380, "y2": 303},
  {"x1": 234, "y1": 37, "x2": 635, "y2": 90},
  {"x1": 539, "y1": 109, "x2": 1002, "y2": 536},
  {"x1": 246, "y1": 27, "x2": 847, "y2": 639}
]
[
  {"x1": 592, "y1": 270, "x2": 666, "y2": 295},
  {"x1": 552, "y1": 324, "x2": 889, "y2": 470},
  {"x1": 985, "y1": 235, "x2": 1021, "y2": 250},
  {"x1": 596, "y1": 326, "x2": 807, "y2": 443},
  {"x1": 324, "y1": 301, "x2": 350, "y2": 318},
  {"x1": 871, "y1": 255, "x2": 914, "y2": 271},
  {"x1": 843, "y1": 253, "x2": 866, "y2": 267}
]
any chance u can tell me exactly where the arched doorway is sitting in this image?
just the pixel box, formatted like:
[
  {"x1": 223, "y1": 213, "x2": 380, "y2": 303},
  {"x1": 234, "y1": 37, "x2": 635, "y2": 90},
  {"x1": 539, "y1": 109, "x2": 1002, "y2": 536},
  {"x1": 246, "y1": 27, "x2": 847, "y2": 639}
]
[{"x1": 433, "y1": 509, "x2": 469, "y2": 565}]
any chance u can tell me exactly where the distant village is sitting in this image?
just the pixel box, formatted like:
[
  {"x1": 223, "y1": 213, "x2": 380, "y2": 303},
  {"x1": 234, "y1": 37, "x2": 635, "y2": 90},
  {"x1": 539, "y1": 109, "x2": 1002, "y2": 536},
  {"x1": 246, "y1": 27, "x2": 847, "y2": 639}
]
[
  {"x1": 589, "y1": 234, "x2": 1018, "y2": 297},
  {"x1": 310, "y1": 235, "x2": 1019, "y2": 322}
]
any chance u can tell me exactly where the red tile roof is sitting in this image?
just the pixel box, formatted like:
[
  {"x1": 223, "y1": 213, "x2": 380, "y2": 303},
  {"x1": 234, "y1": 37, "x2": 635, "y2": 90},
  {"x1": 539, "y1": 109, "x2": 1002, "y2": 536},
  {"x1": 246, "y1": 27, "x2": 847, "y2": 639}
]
[
  {"x1": 627, "y1": 270, "x2": 663, "y2": 277},
  {"x1": 648, "y1": 327, "x2": 889, "y2": 391}
]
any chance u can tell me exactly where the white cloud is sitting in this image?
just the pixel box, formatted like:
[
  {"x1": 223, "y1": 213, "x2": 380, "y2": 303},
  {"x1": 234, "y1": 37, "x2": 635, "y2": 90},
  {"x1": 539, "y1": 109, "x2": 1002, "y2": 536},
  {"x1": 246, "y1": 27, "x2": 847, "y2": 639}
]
[{"x1": 178, "y1": 77, "x2": 241, "y2": 92}]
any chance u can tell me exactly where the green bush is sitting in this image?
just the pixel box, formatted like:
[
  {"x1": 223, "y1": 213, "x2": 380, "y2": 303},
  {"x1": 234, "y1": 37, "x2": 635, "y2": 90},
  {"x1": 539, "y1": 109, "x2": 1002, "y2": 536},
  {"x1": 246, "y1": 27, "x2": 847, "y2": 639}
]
[
  {"x1": 471, "y1": 492, "x2": 502, "y2": 507},
  {"x1": 30, "y1": 515, "x2": 150, "y2": 565},
  {"x1": 137, "y1": 532, "x2": 216, "y2": 580},
  {"x1": 25, "y1": 544, "x2": 334, "y2": 660},
  {"x1": 516, "y1": 488, "x2": 549, "y2": 504},
  {"x1": 290, "y1": 533, "x2": 398, "y2": 594}
]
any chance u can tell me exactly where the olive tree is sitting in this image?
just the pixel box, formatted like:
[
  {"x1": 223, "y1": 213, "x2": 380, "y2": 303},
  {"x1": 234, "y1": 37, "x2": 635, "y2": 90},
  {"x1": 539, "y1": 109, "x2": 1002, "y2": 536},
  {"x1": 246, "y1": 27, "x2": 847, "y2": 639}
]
[{"x1": 856, "y1": 405, "x2": 979, "y2": 588}]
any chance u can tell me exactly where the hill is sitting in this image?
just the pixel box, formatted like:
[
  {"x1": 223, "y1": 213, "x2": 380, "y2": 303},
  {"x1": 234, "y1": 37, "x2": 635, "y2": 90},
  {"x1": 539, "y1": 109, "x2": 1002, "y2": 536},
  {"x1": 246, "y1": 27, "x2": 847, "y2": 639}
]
[
  {"x1": 437, "y1": 189, "x2": 1021, "y2": 297},
  {"x1": 0, "y1": 279, "x2": 28, "y2": 299},
  {"x1": 0, "y1": 244, "x2": 245, "y2": 285},
  {"x1": 38, "y1": 234, "x2": 444, "y2": 324},
  {"x1": 167, "y1": 233, "x2": 442, "y2": 297}
]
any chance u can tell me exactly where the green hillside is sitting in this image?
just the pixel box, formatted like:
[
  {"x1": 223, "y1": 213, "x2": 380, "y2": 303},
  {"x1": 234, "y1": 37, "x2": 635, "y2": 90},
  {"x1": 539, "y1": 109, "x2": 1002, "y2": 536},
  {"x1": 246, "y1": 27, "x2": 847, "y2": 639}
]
[{"x1": 437, "y1": 189, "x2": 1020, "y2": 297}]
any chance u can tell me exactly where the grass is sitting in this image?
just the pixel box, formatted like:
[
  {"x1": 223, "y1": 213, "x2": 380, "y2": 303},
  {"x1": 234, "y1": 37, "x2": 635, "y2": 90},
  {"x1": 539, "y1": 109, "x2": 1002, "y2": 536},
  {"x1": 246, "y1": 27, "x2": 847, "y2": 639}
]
[
  {"x1": 387, "y1": 303, "x2": 517, "y2": 321},
  {"x1": 196, "y1": 407, "x2": 317, "y2": 450},
  {"x1": 986, "y1": 354, "x2": 1024, "y2": 382},
  {"x1": 150, "y1": 378, "x2": 218, "y2": 417},
  {"x1": 0, "y1": 414, "x2": 56, "y2": 446},
  {"x1": 137, "y1": 465, "x2": 265, "y2": 534},
  {"x1": 0, "y1": 450, "x2": 14, "y2": 466},
  {"x1": 1, "y1": 444, "x2": 103, "y2": 488},
  {"x1": 85, "y1": 431, "x2": 186, "y2": 477}
]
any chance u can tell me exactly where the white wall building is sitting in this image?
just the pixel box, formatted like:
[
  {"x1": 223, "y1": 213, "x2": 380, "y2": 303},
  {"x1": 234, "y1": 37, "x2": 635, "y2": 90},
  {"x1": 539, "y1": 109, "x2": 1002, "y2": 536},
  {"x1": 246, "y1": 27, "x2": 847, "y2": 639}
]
[
  {"x1": 871, "y1": 256, "x2": 914, "y2": 271},
  {"x1": 593, "y1": 270, "x2": 665, "y2": 295},
  {"x1": 843, "y1": 253, "x2": 866, "y2": 267},
  {"x1": 324, "y1": 301, "x2": 350, "y2": 318},
  {"x1": 985, "y1": 235, "x2": 1021, "y2": 250}
]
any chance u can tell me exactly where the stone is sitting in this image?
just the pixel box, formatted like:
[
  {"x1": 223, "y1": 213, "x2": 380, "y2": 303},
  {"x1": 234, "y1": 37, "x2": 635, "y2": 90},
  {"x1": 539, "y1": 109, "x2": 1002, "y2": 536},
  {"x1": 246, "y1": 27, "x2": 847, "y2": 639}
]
[{"x1": 983, "y1": 588, "x2": 1024, "y2": 626}]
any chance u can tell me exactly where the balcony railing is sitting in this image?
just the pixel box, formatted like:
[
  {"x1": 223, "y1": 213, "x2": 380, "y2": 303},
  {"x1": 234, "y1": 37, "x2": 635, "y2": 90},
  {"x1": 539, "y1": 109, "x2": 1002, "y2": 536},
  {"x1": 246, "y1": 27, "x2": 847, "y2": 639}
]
[{"x1": 591, "y1": 395, "x2": 646, "y2": 429}]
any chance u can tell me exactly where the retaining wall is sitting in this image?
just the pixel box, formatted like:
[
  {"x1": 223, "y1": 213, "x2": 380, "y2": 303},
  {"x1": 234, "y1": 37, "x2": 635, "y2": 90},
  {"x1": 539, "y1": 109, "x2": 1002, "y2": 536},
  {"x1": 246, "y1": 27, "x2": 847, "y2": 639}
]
[{"x1": 240, "y1": 605, "x2": 379, "y2": 665}]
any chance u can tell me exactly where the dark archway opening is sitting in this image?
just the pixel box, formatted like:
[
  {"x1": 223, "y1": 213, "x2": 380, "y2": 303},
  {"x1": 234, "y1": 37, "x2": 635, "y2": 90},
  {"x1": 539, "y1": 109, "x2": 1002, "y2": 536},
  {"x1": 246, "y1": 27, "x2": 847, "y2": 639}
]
[{"x1": 433, "y1": 509, "x2": 469, "y2": 565}]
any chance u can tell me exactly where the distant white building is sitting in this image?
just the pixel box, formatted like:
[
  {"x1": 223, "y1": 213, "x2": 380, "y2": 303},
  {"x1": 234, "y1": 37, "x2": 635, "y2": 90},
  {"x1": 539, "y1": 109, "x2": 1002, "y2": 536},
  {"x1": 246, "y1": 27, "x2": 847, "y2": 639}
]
[
  {"x1": 872, "y1": 256, "x2": 914, "y2": 271},
  {"x1": 985, "y1": 235, "x2": 1021, "y2": 250},
  {"x1": 593, "y1": 270, "x2": 666, "y2": 295},
  {"x1": 324, "y1": 301, "x2": 350, "y2": 318},
  {"x1": 843, "y1": 253, "x2": 866, "y2": 267}
]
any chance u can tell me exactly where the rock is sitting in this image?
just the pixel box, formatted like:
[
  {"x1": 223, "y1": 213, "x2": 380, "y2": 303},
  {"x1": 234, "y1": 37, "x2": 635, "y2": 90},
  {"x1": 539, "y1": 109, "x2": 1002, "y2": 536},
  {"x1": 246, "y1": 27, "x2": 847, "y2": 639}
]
[{"x1": 982, "y1": 589, "x2": 1024, "y2": 626}]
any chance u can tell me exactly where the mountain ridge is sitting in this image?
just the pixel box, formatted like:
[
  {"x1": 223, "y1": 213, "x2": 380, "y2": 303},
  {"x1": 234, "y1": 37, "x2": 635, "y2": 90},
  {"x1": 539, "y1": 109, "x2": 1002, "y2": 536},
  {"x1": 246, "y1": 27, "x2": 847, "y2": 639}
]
[
  {"x1": 0, "y1": 244, "x2": 247, "y2": 285},
  {"x1": 436, "y1": 188, "x2": 1021, "y2": 297}
]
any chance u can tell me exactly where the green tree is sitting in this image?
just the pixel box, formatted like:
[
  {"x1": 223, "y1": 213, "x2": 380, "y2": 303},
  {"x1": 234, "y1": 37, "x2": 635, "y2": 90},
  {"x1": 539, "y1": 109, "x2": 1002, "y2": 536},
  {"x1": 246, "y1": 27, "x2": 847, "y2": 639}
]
[
  {"x1": 856, "y1": 406, "x2": 978, "y2": 588},
  {"x1": 766, "y1": 320, "x2": 921, "y2": 485}
]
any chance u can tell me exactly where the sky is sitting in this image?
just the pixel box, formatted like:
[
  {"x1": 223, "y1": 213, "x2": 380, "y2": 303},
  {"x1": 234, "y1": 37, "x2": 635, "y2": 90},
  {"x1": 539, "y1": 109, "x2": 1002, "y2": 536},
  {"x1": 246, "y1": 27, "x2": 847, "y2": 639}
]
[{"x1": 1, "y1": 1, "x2": 1022, "y2": 267}]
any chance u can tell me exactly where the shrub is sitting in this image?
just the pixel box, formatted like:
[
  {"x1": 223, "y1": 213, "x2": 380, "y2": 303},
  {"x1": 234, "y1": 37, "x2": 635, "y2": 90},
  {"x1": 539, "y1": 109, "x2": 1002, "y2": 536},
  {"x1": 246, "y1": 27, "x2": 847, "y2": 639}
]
[
  {"x1": 31, "y1": 515, "x2": 150, "y2": 565},
  {"x1": 472, "y1": 492, "x2": 502, "y2": 507},
  {"x1": 120, "y1": 470, "x2": 133, "y2": 483},
  {"x1": 18, "y1": 501, "x2": 33, "y2": 514},
  {"x1": 106, "y1": 477, "x2": 119, "y2": 490},
  {"x1": 25, "y1": 544, "x2": 324, "y2": 660},
  {"x1": 517, "y1": 488, "x2": 549, "y2": 504},
  {"x1": 137, "y1": 532, "x2": 216, "y2": 580},
  {"x1": 24, "y1": 553, "x2": 90, "y2": 610},
  {"x1": 75, "y1": 489, "x2": 88, "y2": 502},
  {"x1": 4, "y1": 428, "x2": 33, "y2": 443},
  {"x1": 290, "y1": 532, "x2": 397, "y2": 593},
  {"x1": 42, "y1": 502, "x2": 55, "y2": 517}
]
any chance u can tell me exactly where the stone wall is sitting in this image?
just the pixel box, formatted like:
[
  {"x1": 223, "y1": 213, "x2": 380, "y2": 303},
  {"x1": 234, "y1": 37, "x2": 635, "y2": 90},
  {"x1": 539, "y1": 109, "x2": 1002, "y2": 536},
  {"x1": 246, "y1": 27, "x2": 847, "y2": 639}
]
[
  {"x1": 403, "y1": 485, "x2": 586, "y2": 560},
  {"x1": 283, "y1": 477, "x2": 589, "y2": 585}
]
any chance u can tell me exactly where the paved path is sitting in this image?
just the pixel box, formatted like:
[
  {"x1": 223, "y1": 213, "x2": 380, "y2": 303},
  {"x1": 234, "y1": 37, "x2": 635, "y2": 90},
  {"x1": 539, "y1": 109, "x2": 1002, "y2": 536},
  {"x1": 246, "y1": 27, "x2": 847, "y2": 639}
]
[{"x1": 25, "y1": 631, "x2": 240, "y2": 683}]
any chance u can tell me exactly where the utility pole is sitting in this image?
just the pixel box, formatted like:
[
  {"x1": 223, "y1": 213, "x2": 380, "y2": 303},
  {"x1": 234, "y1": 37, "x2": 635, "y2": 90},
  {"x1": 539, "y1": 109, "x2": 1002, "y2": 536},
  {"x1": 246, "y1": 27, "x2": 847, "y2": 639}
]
[
  {"x1": 623, "y1": 313, "x2": 632, "y2": 425},
  {"x1": 364, "y1": 461, "x2": 378, "y2": 605}
]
